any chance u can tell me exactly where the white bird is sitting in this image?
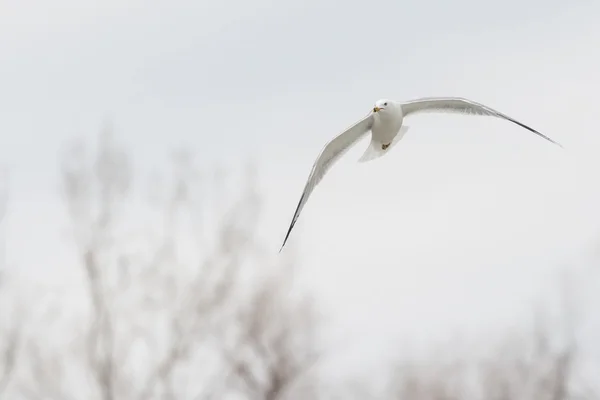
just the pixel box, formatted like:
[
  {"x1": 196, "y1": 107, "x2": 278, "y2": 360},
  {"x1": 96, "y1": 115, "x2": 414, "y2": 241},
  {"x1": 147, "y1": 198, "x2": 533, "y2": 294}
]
[{"x1": 279, "y1": 97, "x2": 562, "y2": 251}]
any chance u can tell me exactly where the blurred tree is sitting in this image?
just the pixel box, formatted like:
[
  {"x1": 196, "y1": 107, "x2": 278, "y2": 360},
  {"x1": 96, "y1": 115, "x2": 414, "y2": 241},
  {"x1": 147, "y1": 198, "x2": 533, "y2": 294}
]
[
  {"x1": 385, "y1": 285, "x2": 596, "y2": 400},
  {"x1": 13, "y1": 127, "x2": 321, "y2": 400},
  {"x1": 0, "y1": 170, "x2": 20, "y2": 398}
]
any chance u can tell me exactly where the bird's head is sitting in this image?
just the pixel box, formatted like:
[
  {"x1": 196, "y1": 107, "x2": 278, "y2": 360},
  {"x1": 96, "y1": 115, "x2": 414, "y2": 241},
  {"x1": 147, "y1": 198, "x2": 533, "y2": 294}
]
[{"x1": 372, "y1": 99, "x2": 392, "y2": 113}]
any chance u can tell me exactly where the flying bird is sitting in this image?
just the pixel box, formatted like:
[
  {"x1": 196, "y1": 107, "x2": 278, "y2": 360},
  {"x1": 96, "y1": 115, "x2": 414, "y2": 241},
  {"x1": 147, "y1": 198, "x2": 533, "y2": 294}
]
[{"x1": 279, "y1": 97, "x2": 562, "y2": 252}]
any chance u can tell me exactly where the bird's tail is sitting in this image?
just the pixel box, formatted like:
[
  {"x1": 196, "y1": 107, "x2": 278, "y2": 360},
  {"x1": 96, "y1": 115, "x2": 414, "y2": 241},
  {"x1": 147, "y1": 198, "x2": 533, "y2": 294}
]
[{"x1": 358, "y1": 125, "x2": 409, "y2": 163}]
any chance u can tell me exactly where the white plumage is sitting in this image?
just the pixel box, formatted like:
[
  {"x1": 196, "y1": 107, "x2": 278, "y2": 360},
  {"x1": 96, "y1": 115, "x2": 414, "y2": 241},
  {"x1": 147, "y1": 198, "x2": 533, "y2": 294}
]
[{"x1": 279, "y1": 97, "x2": 562, "y2": 252}]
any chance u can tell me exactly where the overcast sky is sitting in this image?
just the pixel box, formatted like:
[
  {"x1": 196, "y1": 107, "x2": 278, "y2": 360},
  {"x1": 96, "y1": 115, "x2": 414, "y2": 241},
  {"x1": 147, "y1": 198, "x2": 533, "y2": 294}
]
[{"x1": 2, "y1": 0, "x2": 600, "y2": 380}]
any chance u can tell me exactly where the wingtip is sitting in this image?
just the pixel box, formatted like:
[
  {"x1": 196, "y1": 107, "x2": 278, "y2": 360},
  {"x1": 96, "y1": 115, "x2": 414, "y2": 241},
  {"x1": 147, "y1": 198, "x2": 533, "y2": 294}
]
[
  {"x1": 548, "y1": 137, "x2": 564, "y2": 149},
  {"x1": 279, "y1": 232, "x2": 291, "y2": 253},
  {"x1": 536, "y1": 132, "x2": 563, "y2": 149},
  {"x1": 537, "y1": 130, "x2": 563, "y2": 149}
]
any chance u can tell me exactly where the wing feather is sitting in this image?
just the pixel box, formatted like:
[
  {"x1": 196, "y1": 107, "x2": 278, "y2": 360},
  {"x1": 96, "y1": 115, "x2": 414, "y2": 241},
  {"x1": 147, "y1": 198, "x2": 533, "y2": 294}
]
[
  {"x1": 400, "y1": 97, "x2": 562, "y2": 147},
  {"x1": 279, "y1": 113, "x2": 373, "y2": 251}
]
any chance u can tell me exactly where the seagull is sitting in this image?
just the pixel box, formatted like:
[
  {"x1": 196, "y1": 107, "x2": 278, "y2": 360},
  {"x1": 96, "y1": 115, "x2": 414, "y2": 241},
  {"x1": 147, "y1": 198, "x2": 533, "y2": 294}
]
[{"x1": 279, "y1": 97, "x2": 562, "y2": 252}]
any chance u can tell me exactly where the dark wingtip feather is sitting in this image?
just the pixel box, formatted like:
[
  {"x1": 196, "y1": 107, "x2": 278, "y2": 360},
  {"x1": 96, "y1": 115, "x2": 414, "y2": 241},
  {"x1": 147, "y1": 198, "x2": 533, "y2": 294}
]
[
  {"x1": 279, "y1": 222, "x2": 295, "y2": 253},
  {"x1": 505, "y1": 115, "x2": 563, "y2": 148},
  {"x1": 279, "y1": 193, "x2": 305, "y2": 253}
]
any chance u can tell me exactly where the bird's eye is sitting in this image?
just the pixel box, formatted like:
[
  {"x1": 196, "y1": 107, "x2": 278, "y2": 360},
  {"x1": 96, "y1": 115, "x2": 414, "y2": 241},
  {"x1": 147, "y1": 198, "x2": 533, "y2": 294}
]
[{"x1": 383, "y1": 102, "x2": 388, "y2": 106}]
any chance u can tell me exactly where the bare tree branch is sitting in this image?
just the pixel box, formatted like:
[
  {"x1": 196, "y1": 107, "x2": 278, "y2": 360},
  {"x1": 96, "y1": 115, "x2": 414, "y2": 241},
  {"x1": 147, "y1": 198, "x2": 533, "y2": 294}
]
[
  {"x1": 386, "y1": 282, "x2": 586, "y2": 400},
  {"x1": 222, "y1": 255, "x2": 322, "y2": 400},
  {"x1": 11, "y1": 128, "x2": 322, "y2": 400},
  {"x1": 59, "y1": 126, "x2": 130, "y2": 400},
  {"x1": 0, "y1": 168, "x2": 20, "y2": 399},
  {"x1": 0, "y1": 323, "x2": 19, "y2": 397}
]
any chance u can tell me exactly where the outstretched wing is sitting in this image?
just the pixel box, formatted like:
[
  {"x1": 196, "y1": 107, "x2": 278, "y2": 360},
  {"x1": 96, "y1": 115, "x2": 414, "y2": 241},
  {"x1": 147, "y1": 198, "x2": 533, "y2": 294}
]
[
  {"x1": 279, "y1": 113, "x2": 374, "y2": 252},
  {"x1": 400, "y1": 97, "x2": 562, "y2": 147}
]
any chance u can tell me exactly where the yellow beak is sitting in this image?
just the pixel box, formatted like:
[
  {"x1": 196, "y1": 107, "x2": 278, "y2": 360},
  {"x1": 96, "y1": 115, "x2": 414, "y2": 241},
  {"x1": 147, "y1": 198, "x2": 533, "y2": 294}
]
[{"x1": 373, "y1": 106, "x2": 381, "y2": 113}]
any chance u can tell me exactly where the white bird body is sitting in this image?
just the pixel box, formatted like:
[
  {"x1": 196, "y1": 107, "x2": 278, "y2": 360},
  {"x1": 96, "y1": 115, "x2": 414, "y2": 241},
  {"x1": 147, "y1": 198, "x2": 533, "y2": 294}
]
[
  {"x1": 279, "y1": 97, "x2": 562, "y2": 252},
  {"x1": 372, "y1": 100, "x2": 404, "y2": 143},
  {"x1": 359, "y1": 99, "x2": 406, "y2": 162}
]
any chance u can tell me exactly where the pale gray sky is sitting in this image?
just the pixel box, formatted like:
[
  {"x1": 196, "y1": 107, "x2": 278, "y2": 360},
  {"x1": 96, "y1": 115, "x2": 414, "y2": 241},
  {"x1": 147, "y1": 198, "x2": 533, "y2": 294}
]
[{"x1": 2, "y1": 0, "x2": 600, "y2": 382}]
